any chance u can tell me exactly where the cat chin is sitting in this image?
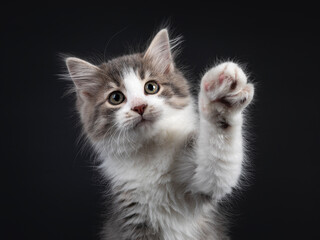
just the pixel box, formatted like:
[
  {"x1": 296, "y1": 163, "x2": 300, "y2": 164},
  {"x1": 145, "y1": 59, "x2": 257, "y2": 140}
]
[
  {"x1": 134, "y1": 120, "x2": 158, "y2": 136},
  {"x1": 135, "y1": 119, "x2": 152, "y2": 128},
  {"x1": 128, "y1": 121, "x2": 164, "y2": 143}
]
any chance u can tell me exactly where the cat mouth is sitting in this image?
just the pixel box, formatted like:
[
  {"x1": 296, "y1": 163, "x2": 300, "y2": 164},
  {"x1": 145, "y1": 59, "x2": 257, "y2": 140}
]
[
  {"x1": 131, "y1": 111, "x2": 160, "y2": 128},
  {"x1": 135, "y1": 117, "x2": 151, "y2": 127}
]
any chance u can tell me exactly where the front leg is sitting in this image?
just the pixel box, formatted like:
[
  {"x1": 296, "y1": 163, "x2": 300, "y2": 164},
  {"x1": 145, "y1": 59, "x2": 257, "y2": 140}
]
[{"x1": 191, "y1": 62, "x2": 254, "y2": 200}]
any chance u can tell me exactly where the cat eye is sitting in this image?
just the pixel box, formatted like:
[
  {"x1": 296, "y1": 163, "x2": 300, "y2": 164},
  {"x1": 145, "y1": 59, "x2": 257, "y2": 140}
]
[
  {"x1": 108, "y1": 91, "x2": 125, "y2": 105},
  {"x1": 144, "y1": 81, "x2": 160, "y2": 94}
]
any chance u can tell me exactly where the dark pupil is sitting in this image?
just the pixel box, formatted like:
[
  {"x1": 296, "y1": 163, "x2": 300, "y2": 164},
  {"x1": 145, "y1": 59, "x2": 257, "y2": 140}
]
[
  {"x1": 113, "y1": 93, "x2": 120, "y2": 102},
  {"x1": 148, "y1": 84, "x2": 155, "y2": 91}
]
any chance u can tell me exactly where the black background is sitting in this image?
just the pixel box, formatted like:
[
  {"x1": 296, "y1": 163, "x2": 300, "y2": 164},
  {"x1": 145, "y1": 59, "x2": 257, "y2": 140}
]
[{"x1": 3, "y1": 4, "x2": 320, "y2": 240}]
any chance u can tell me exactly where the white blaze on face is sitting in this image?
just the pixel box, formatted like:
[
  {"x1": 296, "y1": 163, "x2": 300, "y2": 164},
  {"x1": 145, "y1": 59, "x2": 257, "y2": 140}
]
[
  {"x1": 122, "y1": 68, "x2": 147, "y2": 109},
  {"x1": 116, "y1": 67, "x2": 168, "y2": 136}
]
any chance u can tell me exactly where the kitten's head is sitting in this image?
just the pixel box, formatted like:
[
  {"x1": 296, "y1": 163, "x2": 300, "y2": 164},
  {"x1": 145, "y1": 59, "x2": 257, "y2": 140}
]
[{"x1": 65, "y1": 29, "x2": 191, "y2": 147}]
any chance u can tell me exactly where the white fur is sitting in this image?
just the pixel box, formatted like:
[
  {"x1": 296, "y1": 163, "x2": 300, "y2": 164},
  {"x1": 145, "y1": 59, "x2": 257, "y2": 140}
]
[
  {"x1": 65, "y1": 27, "x2": 254, "y2": 238},
  {"x1": 122, "y1": 68, "x2": 146, "y2": 106},
  {"x1": 94, "y1": 62, "x2": 253, "y2": 239}
]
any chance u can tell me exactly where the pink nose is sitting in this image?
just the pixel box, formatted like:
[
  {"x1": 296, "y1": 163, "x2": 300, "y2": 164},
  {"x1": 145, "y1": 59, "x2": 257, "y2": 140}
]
[{"x1": 132, "y1": 104, "x2": 147, "y2": 115}]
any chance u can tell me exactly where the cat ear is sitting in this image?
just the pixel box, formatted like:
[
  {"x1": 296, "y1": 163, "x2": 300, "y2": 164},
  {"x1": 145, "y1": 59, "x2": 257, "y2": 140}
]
[
  {"x1": 65, "y1": 57, "x2": 102, "y2": 98},
  {"x1": 144, "y1": 29, "x2": 174, "y2": 74}
]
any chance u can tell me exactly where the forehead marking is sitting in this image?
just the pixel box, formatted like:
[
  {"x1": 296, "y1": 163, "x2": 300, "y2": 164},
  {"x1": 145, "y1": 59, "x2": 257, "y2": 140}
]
[{"x1": 123, "y1": 68, "x2": 145, "y2": 101}]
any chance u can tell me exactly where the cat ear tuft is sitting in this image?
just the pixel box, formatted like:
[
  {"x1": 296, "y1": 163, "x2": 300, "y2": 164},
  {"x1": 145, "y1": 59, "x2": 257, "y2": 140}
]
[
  {"x1": 144, "y1": 29, "x2": 174, "y2": 74},
  {"x1": 65, "y1": 57, "x2": 101, "y2": 98}
]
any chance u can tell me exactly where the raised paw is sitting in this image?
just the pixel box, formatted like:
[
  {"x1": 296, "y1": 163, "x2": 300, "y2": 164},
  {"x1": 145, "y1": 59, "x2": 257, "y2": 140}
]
[{"x1": 200, "y1": 62, "x2": 254, "y2": 115}]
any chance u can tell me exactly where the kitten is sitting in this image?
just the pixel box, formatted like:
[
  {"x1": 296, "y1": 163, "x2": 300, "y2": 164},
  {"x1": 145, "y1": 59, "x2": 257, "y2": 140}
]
[{"x1": 65, "y1": 29, "x2": 254, "y2": 240}]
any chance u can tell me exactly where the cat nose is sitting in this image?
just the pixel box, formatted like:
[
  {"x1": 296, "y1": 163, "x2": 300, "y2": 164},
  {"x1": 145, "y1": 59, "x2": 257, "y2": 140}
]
[{"x1": 132, "y1": 104, "x2": 147, "y2": 115}]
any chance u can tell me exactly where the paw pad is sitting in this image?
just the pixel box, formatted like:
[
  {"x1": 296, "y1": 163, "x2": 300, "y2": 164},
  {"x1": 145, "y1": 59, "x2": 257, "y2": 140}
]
[{"x1": 200, "y1": 62, "x2": 254, "y2": 111}]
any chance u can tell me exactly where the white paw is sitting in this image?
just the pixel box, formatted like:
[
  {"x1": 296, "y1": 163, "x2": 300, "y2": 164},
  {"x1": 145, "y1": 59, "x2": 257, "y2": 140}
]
[{"x1": 200, "y1": 62, "x2": 254, "y2": 115}]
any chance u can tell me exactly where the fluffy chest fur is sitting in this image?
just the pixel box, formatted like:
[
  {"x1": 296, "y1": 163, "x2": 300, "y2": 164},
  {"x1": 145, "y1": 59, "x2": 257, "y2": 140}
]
[
  {"x1": 65, "y1": 28, "x2": 254, "y2": 240},
  {"x1": 98, "y1": 106, "x2": 216, "y2": 239},
  {"x1": 103, "y1": 143, "x2": 217, "y2": 240}
]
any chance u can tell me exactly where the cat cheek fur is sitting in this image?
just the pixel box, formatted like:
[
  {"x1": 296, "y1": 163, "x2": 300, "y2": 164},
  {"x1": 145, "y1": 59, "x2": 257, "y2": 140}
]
[{"x1": 65, "y1": 28, "x2": 254, "y2": 240}]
